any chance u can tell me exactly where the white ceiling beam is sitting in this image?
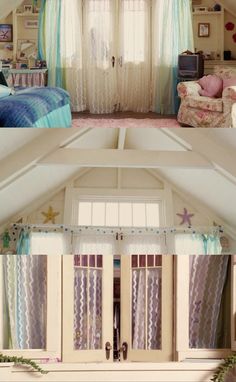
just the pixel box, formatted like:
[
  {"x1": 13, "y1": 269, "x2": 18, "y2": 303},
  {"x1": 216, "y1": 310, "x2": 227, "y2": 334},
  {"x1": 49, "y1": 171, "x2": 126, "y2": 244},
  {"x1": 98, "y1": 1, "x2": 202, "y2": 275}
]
[
  {"x1": 39, "y1": 149, "x2": 213, "y2": 169},
  {"x1": 0, "y1": 128, "x2": 92, "y2": 190},
  {"x1": 165, "y1": 129, "x2": 236, "y2": 182},
  {"x1": 117, "y1": 128, "x2": 127, "y2": 150}
]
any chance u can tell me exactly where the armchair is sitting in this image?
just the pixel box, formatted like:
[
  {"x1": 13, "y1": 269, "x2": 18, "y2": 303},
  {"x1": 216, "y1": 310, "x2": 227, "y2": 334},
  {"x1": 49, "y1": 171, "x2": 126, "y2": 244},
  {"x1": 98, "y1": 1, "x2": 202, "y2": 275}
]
[{"x1": 177, "y1": 66, "x2": 236, "y2": 128}]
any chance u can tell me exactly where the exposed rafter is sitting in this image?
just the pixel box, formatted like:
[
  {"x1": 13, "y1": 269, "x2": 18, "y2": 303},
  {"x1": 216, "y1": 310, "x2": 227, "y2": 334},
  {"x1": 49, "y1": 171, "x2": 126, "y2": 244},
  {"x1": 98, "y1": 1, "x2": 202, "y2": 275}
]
[
  {"x1": 165, "y1": 129, "x2": 236, "y2": 184},
  {"x1": 38, "y1": 149, "x2": 213, "y2": 169},
  {"x1": 0, "y1": 128, "x2": 92, "y2": 190}
]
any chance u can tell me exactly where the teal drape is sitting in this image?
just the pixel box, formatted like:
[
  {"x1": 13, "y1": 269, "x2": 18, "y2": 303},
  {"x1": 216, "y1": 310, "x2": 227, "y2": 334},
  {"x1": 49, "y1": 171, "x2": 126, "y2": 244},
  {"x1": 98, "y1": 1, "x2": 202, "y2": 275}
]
[
  {"x1": 16, "y1": 230, "x2": 30, "y2": 255},
  {"x1": 38, "y1": 0, "x2": 63, "y2": 87},
  {"x1": 152, "y1": 0, "x2": 194, "y2": 114},
  {"x1": 202, "y1": 234, "x2": 223, "y2": 255}
]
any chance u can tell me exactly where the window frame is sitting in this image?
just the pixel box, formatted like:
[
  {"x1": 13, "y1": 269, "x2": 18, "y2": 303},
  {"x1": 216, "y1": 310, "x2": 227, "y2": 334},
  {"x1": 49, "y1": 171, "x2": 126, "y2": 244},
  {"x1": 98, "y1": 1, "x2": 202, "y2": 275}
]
[
  {"x1": 0, "y1": 255, "x2": 61, "y2": 360},
  {"x1": 62, "y1": 255, "x2": 114, "y2": 363},
  {"x1": 120, "y1": 254, "x2": 173, "y2": 362},
  {"x1": 232, "y1": 255, "x2": 236, "y2": 351},
  {"x1": 64, "y1": 187, "x2": 170, "y2": 229},
  {"x1": 175, "y1": 255, "x2": 234, "y2": 361}
]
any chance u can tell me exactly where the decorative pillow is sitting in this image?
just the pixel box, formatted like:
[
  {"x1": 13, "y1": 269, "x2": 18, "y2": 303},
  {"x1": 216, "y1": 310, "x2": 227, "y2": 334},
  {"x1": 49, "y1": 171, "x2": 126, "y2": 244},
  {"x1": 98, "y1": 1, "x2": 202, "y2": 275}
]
[
  {"x1": 223, "y1": 77, "x2": 236, "y2": 90},
  {"x1": 0, "y1": 84, "x2": 14, "y2": 99},
  {"x1": 198, "y1": 75, "x2": 223, "y2": 98},
  {"x1": 214, "y1": 65, "x2": 236, "y2": 80}
]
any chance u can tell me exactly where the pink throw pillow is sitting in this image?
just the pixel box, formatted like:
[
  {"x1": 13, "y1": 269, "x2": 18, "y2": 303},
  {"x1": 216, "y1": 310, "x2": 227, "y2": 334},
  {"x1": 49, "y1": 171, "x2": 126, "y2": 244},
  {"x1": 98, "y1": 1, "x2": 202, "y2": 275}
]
[
  {"x1": 198, "y1": 75, "x2": 223, "y2": 98},
  {"x1": 223, "y1": 77, "x2": 236, "y2": 90}
]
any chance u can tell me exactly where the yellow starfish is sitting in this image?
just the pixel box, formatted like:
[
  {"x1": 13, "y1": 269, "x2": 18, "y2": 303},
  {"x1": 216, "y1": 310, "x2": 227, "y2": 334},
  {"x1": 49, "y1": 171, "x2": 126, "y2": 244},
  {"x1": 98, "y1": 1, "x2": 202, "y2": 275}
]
[{"x1": 41, "y1": 206, "x2": 60, "y2": 224}]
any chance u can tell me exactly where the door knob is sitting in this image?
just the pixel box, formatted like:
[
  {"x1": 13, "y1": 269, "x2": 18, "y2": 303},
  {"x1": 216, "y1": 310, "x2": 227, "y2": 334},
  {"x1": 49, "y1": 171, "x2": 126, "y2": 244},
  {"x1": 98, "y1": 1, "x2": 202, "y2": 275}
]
[
  {"x1": 120, "y1": 342, "x2": 128, "y2": 360},
  {"x1": 105, "y1": 341, "x2": 112, "y2": 360}
]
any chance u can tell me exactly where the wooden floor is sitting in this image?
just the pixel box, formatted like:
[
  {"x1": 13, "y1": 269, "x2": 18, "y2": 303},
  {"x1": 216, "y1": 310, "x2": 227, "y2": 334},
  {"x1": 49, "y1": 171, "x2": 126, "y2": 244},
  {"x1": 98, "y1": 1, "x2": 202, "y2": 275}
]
[{"x1": 72, "y1": 112, "x2": 177, "y2": 120}]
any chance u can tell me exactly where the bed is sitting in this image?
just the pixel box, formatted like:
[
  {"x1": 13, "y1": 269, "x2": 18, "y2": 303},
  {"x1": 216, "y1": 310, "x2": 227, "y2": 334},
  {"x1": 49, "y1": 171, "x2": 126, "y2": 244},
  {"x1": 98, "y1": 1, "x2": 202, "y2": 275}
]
[{"x1": 0, "y1": 86, "x2": 72, "y2": 128}]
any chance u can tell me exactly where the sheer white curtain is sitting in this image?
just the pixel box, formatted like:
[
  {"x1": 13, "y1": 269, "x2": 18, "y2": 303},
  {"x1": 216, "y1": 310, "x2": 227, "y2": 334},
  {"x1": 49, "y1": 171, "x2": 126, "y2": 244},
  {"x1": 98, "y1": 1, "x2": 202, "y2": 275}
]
[
  {"x1": 72, "y1": 234, "x2": 116, "y2": 350},
  {"x1": 2, "y1": 255, "x2": 47, "y2": 349},
  {"x1": 122, "y1": 235, "x2": 163, "y2": 350},
  {"x1": 118, "y1": 0, "x2": 151, "y2": 112},
  {"x1": 83, "y1": 0, "x2": 118, "y2": 114},
  {"x1": 61, "y1": 0, "x2": 85, "y2": 112}
]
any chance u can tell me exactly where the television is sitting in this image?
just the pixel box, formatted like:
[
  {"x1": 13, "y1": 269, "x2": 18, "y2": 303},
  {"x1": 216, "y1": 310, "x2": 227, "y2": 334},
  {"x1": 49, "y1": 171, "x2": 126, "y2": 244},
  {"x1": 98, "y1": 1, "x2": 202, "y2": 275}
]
[{"x1": 178, "y1": 54, "x2": 204, "y2": 79}]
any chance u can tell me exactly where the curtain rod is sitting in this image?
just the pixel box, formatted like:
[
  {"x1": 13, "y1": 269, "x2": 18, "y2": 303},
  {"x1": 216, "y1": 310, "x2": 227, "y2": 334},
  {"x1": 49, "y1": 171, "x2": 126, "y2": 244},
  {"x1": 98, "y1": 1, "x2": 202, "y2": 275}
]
[{"x1": 11, "y1": 224, "x2": 224, "y2": 235}]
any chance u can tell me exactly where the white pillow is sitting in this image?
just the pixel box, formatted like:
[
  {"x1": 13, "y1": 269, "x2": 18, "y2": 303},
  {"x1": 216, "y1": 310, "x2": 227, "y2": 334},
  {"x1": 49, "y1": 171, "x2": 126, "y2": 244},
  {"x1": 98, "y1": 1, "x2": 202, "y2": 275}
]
[{"x1": 0, "y1": 84, "x2": 15, "y2": 99}]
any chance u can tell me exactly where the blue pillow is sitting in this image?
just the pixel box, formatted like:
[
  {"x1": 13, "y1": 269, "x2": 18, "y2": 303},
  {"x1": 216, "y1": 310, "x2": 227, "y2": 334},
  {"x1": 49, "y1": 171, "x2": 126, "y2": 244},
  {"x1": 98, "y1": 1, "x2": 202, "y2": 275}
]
[{"x1": 0, "y1": 84, "x2": 14, "y2": 99}]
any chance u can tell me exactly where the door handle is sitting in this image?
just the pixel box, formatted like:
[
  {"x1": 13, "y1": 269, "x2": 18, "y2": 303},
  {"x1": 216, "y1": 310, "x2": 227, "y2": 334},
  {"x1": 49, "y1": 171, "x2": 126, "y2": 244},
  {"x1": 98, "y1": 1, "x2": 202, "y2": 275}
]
[
  {"x1": 105, "y1": 341, "x2": 112, "y2": 360},
  {"x1": 120, "y1": 342, "x2": 128, "y2": 360}
]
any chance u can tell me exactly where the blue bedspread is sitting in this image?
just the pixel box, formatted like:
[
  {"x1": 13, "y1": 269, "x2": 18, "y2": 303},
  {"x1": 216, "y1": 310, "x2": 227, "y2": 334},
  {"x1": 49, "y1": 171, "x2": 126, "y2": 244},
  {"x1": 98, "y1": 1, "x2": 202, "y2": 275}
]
[{"x1": 0, "y1": 87, "x2": 71, "y2": 127}]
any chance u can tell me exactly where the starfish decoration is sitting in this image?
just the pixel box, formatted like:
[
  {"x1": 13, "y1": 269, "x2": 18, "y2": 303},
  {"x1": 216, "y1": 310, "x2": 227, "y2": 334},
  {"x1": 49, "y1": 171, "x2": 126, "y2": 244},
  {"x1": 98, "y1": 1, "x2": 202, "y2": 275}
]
[
  {"x1": 176, "y1": 208, "x2": 194, "y2": 226},
  {"x1": 41, "y1": 206, "x2": 60, "y2": 224}
]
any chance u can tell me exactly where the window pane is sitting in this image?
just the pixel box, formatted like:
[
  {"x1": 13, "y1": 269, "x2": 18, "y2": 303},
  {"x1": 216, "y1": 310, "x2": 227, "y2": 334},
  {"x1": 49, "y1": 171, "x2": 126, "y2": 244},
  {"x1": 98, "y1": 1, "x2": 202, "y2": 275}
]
[
  {"x1": 92, "y1": 203, "x2": 105, "y2": 226},
  {"x1": 78, "y1": 202, "x2": 92, "y2": 226},
  {"x1": 119, "y1": 203, "x2": 132, "y2": 227},
  {"x1": 2, "y1": 256, "x2": 47, "y2": 350},
  {"x1": 189, "y1": 255, "x2": 230, "y2": 349},
  {"x1": 133, "y1": 203, "x2": 146, "y2": 227},
  {"x1": 146, "y1": 203, "x2": 160, "y2": 227},
  {"x1": 74, "y1": 255, "x2": 103, "y2": 350},
  {"x1": 106, "y1": 203, "x2": 118, "y2": 227},
  {"x1": 147, "y1": 268, "x2": 162, "y2": 349},
  {"x1": 121, "y1": 0, "x2": 147, "y2": 62},
  {"x1": 132, "y1": 269, "x2": 146, "y2": 349}
]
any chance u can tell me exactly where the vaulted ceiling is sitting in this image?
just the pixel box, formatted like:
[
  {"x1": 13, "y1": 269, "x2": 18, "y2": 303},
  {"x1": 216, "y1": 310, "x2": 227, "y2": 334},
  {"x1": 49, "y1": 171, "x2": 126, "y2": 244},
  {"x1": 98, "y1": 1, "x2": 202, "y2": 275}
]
[{"x1": 0, "y1": 128, "x2": 236, "y2": 237}]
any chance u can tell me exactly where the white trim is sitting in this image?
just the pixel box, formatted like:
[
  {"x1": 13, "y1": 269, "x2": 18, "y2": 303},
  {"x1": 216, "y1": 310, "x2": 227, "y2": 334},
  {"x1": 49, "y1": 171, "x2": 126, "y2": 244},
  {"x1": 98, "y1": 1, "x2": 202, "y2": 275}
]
[
  {"x1": 232, "y1": 256, "x2": 236, "y2": 351},
  {"x1": 64, "y1": 187, "x2": 168, "y2": 228}
]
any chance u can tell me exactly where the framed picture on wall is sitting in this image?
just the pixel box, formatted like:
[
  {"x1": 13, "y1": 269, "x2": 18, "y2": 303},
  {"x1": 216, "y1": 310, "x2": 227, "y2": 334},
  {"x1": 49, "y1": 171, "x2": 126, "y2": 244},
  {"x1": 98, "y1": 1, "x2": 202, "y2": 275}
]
[
  {"x1": 24, "y1": 20, "x2": 39, "y2": 29},
  {"x1": 24, "y1": 5, "x2": 33, "y2": 14},
  {"x1": 0, "y1": 24, "x2": 13, "y2": 42},
  {"x1": 198, "y1": 23, "x2": 210, "y2": 37}
]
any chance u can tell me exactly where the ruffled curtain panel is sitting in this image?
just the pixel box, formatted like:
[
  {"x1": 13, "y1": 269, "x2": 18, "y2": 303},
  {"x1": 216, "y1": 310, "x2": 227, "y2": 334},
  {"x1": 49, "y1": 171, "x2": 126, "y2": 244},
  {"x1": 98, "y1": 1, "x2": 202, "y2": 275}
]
[{"x1": 2, "y1": 255, "x2": 47, "y2": 350}]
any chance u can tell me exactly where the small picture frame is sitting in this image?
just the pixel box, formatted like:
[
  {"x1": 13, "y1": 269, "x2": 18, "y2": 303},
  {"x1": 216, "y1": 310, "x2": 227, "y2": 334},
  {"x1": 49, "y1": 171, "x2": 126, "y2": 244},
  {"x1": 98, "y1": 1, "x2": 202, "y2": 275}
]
[
  {"x1": 24, "y1": 19, "x2": 39, "y2": 29},
  {"x1": 198, "y1": 23, "x2": 210, "y2": 37},
  {"x1": 0, "y1": 24, "x2": 13, "y2": 42},
  {"x1": 24, "y1": 5, "x2": 33, "y2": 14}
]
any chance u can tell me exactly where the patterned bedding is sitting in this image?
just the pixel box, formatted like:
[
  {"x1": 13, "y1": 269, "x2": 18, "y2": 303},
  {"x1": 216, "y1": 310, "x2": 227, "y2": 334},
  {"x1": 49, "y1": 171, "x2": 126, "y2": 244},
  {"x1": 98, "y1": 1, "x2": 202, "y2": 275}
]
[{"x1": 0, "y1": 87, "x2": 71, "y2": 127}]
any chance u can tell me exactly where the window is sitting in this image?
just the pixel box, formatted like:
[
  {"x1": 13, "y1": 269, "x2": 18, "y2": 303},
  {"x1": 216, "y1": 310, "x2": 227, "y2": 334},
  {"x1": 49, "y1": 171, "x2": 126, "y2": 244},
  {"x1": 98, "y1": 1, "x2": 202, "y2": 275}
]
[
  {"x1": 77, "y1": 200, "x2": 160, "y2": 228},
  {"x1": 176, "y1": 255, "x2": 235, "y2": 360},
  {"x1": 120, "y1": 0, "x2": 149, "y2": 63},
  {"x1": 0, "y1": 255, "x2": 61, "y2": 359}
]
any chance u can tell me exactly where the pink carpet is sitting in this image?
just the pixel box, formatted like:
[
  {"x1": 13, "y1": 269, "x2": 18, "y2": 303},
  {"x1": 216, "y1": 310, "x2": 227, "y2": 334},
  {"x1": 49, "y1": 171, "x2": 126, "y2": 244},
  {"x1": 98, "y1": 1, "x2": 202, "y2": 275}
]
[{"x1": 72, "y1": 118, "x2": 180, "y2": 128}]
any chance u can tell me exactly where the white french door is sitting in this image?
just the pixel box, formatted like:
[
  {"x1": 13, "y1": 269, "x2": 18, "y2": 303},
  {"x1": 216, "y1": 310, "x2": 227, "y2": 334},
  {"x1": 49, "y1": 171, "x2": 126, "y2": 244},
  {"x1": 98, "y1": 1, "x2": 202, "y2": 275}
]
[
  {"x1": 62, "y1": 231, "x2": 173, "y2": 363},
  {"x1": 83, "y1": 0, "x2": 152, "y2": 113},
  {"x1": 83, "y1": 0, "x2": 118, "y2": 114},
  {"x1": 118, "y1": 0, "x2": 151, "y2": 112},
  {"x1": 120, "y1": 252, "x2": 173, "y2": 362},
  {"x1": 63, "y1": 254, "x2": 114, "y2": 362}
]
